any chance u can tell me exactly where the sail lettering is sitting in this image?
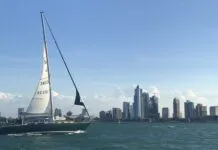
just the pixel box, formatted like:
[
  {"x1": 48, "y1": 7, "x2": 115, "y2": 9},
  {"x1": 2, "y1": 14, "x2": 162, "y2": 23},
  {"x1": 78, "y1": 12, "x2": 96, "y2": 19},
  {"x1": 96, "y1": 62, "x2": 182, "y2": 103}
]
[
  {"x1": 37, "y1": 90, "x2": 48, "y2": 95},
  {"x1": 40, "y1": 81, "x2": 48, "y2": 85}
]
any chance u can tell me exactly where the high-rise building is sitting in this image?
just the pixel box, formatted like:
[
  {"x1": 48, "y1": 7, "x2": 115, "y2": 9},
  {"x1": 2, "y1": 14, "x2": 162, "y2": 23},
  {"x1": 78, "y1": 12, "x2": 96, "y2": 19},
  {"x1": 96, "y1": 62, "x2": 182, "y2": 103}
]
[
  {"x1": 123, "y1": 102, "x2": 130, "y2": 120},
  {"x1": 141, "y1": 92, "x2": 149, "y2": 119},
  {"x1": 149, "y1": 95, "x2": 159, "y2": 119},
  {"x1": 105, "y1": 110, "x2": 113, "y2": 121},
  {"x1": 54, "y1": 108, "x2": 62, "y2": 117},
  {"x1": 202, "y1": 106, "x2": 207, "y2": 117},
  {"x1": 173, "y1": 98, "x2": 180, "y2": 119},
  {"x1": 18, "y1": 108, "x2": 24, "y2": 119},
  {"x1": 99, "y1": 111, "x2": 106, "y2": 121},
  {"x1": 210, "y1": 106, "x2": 218, "y2": 116},
  {"x1": 112, "y1": 108, "x2": 122, "y2": 120},
  {"x1": 133, "y1": 85, "x2": 142, "y2": 119},
  {"x1": 162, "y1": 107, "x2": 169, "y2": 120},
  {"x1": 129, "y1": 104, "x2": 134, "y2": 120},
  {"x1": 195, "y1": 103, "x2": 203, "y2": 117},
  {"x1": 184, "y1": 100, "x2": 194, "y2": 120}
]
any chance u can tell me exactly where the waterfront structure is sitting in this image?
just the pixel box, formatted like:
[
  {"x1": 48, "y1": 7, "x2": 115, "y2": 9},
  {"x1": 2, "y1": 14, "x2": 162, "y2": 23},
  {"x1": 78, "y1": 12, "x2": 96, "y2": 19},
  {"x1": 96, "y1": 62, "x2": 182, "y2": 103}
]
[
  {"x1": 54, "y1": 108, "x2": 62, "y2": 117},
  {"x1": 195, "y1": 104, "x2": 207, "y2": 117},
  {"x1": 173, "y1": 98, "x2": 180, "y2": 119},
  {"x1": 162, "y1": 107, "x2": 169, "y2": 120},
  {"x1": 18, "y1": 108, "x2": 24, "y2": 119},
  {"x1": 184, "y1": 100, "x2": 194, "y2": 120},
  {"x1": 133, "y1": 85, "x2": 142, "y2": 119},
  {"x1": 112, "y1": 108, "x2": 122, "y2": 120},
  {"x1": 195, "y1": 104, "x2": 203, "y2": 117},
  {"x1": 141, "y1": 92, "x2": 149, "y2": 119},
  {"x1": 129, "y1": 104, "x2": 134, "y2": 120},
  {"x1": 210, "y1": 106, "x2": 218, "y2": 116},
  {"x1": 202, "y1": 106, "x2": 207, "y2": 117},
  {"x1": 123, "y1": 102, "x2": 130, "y2": 120},
  {"x1": 106, "y1": 110, "x2": 113, "y2": 121},
  {"x1": 149, "y1": 95, "x2": 159, "y2": 119},
  {"x1": 99, "y1": 111, "x2": 106, "y2": 121}
]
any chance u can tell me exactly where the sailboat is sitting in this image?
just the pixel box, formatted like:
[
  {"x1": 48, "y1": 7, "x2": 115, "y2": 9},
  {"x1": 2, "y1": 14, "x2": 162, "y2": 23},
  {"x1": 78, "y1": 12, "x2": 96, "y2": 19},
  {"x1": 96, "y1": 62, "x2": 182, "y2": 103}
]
[{"x1": 0, "y1": 12, "x2": 91, "y2": 135}]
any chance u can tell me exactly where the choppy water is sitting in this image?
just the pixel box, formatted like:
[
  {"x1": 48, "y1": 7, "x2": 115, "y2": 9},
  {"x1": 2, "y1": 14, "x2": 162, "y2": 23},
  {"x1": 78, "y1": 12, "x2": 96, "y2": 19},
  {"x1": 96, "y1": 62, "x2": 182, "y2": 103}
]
[{"x1": 1, "y1": 122, "x2": 218, "y2": 150}]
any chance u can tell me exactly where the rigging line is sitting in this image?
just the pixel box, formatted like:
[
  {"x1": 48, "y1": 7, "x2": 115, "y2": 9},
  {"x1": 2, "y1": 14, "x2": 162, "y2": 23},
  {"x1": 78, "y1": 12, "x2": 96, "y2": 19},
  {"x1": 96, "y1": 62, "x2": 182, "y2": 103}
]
[
  {"x1": 42, "y1": 14, "x2": 90, "y2": 119},
  {"x1": 42, "y1": 14, "x2": 78, "y2": 90}
]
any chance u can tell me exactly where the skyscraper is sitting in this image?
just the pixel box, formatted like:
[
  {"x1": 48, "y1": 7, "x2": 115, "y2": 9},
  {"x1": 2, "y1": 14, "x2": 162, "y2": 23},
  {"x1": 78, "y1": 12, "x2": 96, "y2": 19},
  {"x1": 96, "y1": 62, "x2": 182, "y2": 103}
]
[
  {"x1": 141, "y1": 92, "x2": 149, "y2": 119},
  {"x1": 202, "y1": 106, "x2": 207, "y2": 117},
  {"x1": 210, "y1": 106, "x2": 218, "y2": 116},
  {"x1": 18, "y1": 108, "x2": 24, "y2": 119},
  {"x1": 184, "y1": 100, "x2": 194, "y2": 120},
  {"x1": 129, "y1": 104, "x2": 134, "y2": 120},
  {"x1": 173, "y1": 98, "x2": 180, "y2": 119},
  {"x1": 112, "y1": 108, "x2": 122, "y2": 120},
  {"x1": 133, "y1": 85, "x2": 142, "y2": 119},
  {"x1": 123, "y1": 102, "x2": 130, "y2": 120},
  {"x1": 149, "y1": 95, "x2": 159, "y2": 119},
  {"x1": 162, "y1": 107, "x2": 169, "y2": 120},
  {"x1": 105, "y1": 110, "x2": 113, "y2": 121},
  {"x1": 99, "y1": 111, "x2": 106, "y2": 121},
  {"x1": 195, "y1": 103, "x2": 203, "y2": 117},
  {"x1": 54, "y1": 108, "x2": 62, "y2": 118}
]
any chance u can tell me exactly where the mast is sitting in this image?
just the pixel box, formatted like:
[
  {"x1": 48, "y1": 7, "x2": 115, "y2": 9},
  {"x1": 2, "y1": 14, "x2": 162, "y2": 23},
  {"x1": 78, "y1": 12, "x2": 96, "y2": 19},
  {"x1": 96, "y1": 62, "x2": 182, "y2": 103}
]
[
  {"x1": 40, "y1": 12, "x2": 53, "y2": 118},
  {"x1": 42, "y1": 13, "x2": 90, "y2": 119}
]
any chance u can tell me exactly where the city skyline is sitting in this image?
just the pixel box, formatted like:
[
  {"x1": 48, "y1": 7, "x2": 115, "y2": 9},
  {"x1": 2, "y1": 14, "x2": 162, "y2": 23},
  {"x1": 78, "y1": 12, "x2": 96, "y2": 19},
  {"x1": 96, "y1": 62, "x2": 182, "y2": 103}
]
[
  {"x1": 99, "y1": 85, "x2": 218, "y2": 120},
  {"x1": 99, "y1": 85, "x2": 218, "y2": 122},
  {"x1": 2, "y1": 1, "x2": 218, "y2": 117}
]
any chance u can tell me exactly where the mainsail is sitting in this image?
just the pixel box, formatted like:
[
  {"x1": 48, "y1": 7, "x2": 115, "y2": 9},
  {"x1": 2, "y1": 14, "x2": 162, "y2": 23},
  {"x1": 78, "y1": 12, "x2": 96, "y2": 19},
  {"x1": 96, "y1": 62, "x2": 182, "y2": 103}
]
[{"x1": 26, "y1": 45, "x2": 52, "y2": 116}]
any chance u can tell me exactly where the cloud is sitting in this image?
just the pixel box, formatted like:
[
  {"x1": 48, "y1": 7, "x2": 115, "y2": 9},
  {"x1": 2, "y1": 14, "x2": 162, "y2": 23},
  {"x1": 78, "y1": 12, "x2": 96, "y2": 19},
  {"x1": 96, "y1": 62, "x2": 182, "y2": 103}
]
[
  {"x1": 185, "y1": 89, "x2": 207, "y2": 104},
  {"x1": 148, "y1": 85, "x2": 160, "y2": 98},
  {"x1": 0, "y1": 91, "x2": 14, "y2": 100},
  {"x1": 52, "y1": 91, "x2": 60, "y2": 97},
  {"x1": 52, "y1": 90, "x2": 74, "y2": 99}
]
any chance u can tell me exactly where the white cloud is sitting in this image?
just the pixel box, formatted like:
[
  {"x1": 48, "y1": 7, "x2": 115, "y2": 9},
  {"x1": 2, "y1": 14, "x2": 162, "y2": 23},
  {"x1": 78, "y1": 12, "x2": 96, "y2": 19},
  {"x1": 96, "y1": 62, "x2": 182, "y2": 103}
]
[
  {"x1": 0, "y1": 91, "x2": 14, "y2": 100},
  {"x1": 52, "y1": 90, "x2": 74, "y2": 99},
  {"x1": 148, "y1": 85, "x2": 160, "y2": 98},
  {"x1": 185, "y1": 89, "x2": 207, "y2": 104},
  {"x1": 52, "y1": 90, "x2": 60, "y2": 97}
]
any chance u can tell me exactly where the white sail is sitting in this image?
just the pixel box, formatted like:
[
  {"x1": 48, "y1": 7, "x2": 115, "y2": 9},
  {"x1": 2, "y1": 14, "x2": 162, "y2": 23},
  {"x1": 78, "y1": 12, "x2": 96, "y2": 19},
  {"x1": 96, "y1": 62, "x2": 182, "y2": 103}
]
[{"x1": 26, "y1": 46, "x2": 52, "y2": 116}]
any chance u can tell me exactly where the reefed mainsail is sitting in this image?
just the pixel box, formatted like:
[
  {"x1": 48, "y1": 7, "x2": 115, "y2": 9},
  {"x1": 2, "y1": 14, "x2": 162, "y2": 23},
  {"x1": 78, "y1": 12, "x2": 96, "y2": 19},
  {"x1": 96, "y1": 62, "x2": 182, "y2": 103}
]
[{"x1": 26, "y1": 45, "x2": 52, "y2": 116}]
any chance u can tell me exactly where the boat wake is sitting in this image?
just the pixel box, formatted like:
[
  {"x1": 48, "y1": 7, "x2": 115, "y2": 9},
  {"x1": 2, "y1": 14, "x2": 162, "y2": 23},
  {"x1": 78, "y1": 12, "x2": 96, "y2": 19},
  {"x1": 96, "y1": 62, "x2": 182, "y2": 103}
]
[
  {"x1": 7, "y1": 134, "x2": 25, "y2": 137},
  {"x1": 168, "y1": 125, "x2": 175, "y2": 128},
  {"x1": 7, "y1": 133, "x2": 43, "y2": 137},
  {"x1": 67, "y1": 130, "x2": 86, "y2": 135},
  {"x1": 7, "y1": 130, "x2": 86, "y2": 137}
]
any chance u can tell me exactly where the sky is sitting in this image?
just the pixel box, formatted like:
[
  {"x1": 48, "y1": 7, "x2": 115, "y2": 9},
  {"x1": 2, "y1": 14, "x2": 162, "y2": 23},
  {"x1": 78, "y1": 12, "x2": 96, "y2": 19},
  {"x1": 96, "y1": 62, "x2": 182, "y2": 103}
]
[{"x1": 1, "y1": 0, "x2": 218, "y2": 117}]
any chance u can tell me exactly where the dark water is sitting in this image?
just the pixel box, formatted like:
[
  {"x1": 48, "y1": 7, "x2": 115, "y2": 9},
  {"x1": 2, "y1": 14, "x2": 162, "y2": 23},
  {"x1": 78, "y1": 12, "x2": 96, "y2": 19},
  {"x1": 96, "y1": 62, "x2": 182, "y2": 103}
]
[{"x1": 1, "y1": 122, "x2": 218, "y2": 150}]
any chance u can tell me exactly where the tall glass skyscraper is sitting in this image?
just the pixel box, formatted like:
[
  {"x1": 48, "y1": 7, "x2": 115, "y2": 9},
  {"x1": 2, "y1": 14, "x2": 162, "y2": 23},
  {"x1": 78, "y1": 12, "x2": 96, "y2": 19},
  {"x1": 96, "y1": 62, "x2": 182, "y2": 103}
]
[
  {"x1": 133, "y1": 85, "x2": 142, "y2": 119},
  {"x1": 123, "y1": 102, "x2": 130, "y2": 120},
  {"x1": 173, "y1": 98, "x2": 180, "y2": 119},
  {"x1": 184, "y1": 100, "x2": 194, "y2": 120},
  {"x1": 141, "y1": 92, "x2": 149, "y2": 119},
  {"x1": 149, "y1": 95, "x2": 159, "y2": 119}
]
